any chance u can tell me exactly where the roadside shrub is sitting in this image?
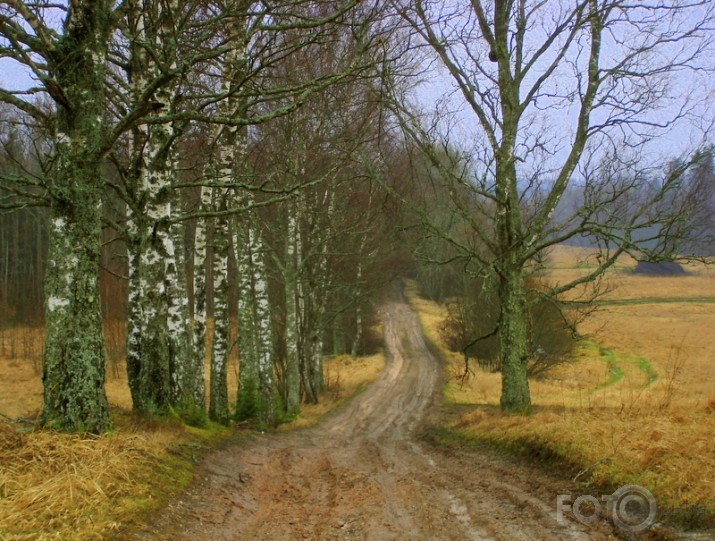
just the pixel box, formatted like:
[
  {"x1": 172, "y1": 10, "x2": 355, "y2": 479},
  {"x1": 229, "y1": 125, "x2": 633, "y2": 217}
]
[{"x1": 438, "y1": 276, "x2": 578, "y2": 377}]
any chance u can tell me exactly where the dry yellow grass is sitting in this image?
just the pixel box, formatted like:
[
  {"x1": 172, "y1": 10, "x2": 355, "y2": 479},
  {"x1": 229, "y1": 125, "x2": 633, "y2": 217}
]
[
  {"x1": 405, "y1": 250, "x2": 715, "y2": 519},
  {"x1": 0, "y1": 318, "x2": 385, "y2": 539},
  {"x1": 0, "y1": 318, "x2": 243, "y2": 419},
  {"x1": 0, "y1": 413, "x2": 229, "y2": 541},
  {"x1": 281, "y1": 352, "x2": 386, "y2": 430},
  {"x1": 0, "y1": 321, "x2": 231, "y2": 541}
]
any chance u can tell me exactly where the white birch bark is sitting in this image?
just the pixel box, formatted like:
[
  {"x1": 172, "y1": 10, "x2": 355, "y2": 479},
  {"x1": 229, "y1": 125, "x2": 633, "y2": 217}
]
[
  {"x1": 133, "y1": 110, "x2": 174, "y2": 412},
  {"x1": 284, "y1": 201, "x2": 300, "y2": 415},
  {"x1": 124, "y1": 0, "x2": 149, "y2": 407},
  {"x1": 123, "y1": 0, "x2": 197, "y2": 415},
  {"x1": 209, "y1": 11, "x2": 277, "y2": 425},
  {"x1": 191, "y1": 184, "x2": 212, "y2": 409},
  {"x1": 234, "y1": 208, "x2": 258, "y2": 420},
  {"x1": 351, "y1": 260, "x2": 363, "y2": 358},
  {"x1": 250, "y1": 222, "x2": 276, "y2": 425},
  {"x1": 167, "y1": 188, "x2": 194, "y2": 407},
  {"x1": 207, "y1": 36, "x2": 243, "y2": 421},
  {"x1": 305, "y1": 185, "x2": 335, "y2": 397},
  {"x1": 295, "y1": 196, "x2": 311, "y2": 401},
  {"x1": 125, "y1": 206, "x2": 144, "y2": 407},
  {"x1": 209, "y1": 197, "x2": 230, "y2": 424},
  {"x1": 233, "y1": 198, "x2": 276, "y2": 426}
]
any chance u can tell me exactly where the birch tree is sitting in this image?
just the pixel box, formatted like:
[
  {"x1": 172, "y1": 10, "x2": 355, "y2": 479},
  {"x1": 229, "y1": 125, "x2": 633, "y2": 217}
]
[
  {"x1": 124, "y1": 0, "x2": 180, "y2": 414},
  {"x1": 190, "y1": 0, "x2": 383, "y2": 424},
  {"x1": 0, "y1": 0, "x2": 205, "y2": 429},
  {"x1": 257, "y1": 66, "x2": 395, "y2": 408},
  {"x1": 0, "y1": 0, "x2": 118, "y2": 431},
  {"x1": 197, "y1": 0, "x2": 276, "y2": 426},
  {"x1": 389, "y1": 0, "x2": 715, "y2": 412},
  {"x1": 0, "y1": 0, "x2": 387, "y2": 430},
  {"x1": 104, "y1": 0, "x2": 207, "y2": 419}
]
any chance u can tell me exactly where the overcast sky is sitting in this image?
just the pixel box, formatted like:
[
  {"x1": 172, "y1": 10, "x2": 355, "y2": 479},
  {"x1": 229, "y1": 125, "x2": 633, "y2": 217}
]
[
  {"x1": 2, "y1": 2, "x2": 713, "y2": 170},
  {"x1": 408, "y1": 2, "x2": 715, "y2": 175}
]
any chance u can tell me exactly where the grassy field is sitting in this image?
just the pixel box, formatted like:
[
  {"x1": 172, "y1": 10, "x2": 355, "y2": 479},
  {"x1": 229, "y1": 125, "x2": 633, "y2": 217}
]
[
  {"x1": 0, "y1": 321, "x2": 384, "y2": 540},
  {"x1": 407, "y1": 246, "x2": 715, "y2": 529}
]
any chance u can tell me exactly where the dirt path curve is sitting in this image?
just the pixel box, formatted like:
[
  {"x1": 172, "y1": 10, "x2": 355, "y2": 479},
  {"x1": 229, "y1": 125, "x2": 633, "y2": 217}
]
[{"x1": 130, "y1": 293, "x2": 615, "y2": 541}]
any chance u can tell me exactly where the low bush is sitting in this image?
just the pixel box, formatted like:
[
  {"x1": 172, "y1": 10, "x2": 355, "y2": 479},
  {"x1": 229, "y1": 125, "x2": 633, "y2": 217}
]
[{"x1": 437, "y1": 276, "x2": 578, "y2": 377}]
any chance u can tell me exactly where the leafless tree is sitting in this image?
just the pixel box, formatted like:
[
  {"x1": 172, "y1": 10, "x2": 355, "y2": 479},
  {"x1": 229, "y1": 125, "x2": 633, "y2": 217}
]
[{"x1": 387, "y1": 0, "x2": 715, "y2": 412}]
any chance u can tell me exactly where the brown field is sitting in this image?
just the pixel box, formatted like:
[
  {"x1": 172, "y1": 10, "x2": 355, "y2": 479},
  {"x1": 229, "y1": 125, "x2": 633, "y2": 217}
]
[
  {"x1": 0, "y1": 320, "x2": 385, "y2": 540},
  {"x1": 0, "y1": 320, "x2": 240, "y2": 419},
  {"x1": 406, "y1": 246, "x2": 715, "y2": 522}
]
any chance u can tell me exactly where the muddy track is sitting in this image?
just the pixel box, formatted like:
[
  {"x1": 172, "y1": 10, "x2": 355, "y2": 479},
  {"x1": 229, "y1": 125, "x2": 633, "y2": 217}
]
[{"x1": 129, "y1": 294, "x2": 616, "y2": 540}]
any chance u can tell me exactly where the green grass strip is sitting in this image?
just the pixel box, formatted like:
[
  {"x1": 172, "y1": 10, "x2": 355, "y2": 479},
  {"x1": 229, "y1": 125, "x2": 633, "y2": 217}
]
[{"x1": 635, "y1": 356, "x2": 658, "y2": 385}]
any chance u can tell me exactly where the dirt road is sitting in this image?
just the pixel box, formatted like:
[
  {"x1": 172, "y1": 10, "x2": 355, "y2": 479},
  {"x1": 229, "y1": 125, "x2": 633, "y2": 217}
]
[{"x1": 131, "y1": 296, "x2": 616, "y2": 540}]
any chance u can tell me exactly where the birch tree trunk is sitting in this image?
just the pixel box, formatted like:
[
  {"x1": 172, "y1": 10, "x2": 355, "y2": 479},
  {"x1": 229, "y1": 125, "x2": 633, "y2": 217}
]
[
  {"x1": 129, "y1": 120, "x2": 175, "y2": 413},
  {"x1": 351, "y1": 190, "x2": 373, "y2": 357},
  {"x1": 191, "y1": 185, "x2": 212, "y2": 410},
  {"x1": 122, "y1": 0, "x2": 200, "y2": 416},
  {"x1": 251, "y1": 221, "x2": 277, "y2": 426},
  {"x1": 351, "y1": 261, "x2": 363, "y2": 358},
  {"x1": 209, "y1": 197, "x2": 230, "y2": 424},
  {"x1": 207, "y1": 63, "x2": 240, "y2": 424},
  {"x1": 234, "y1": 202, "x2": 277, "y2": 427},
  {"x1": 125, "y1": 207, "x2": 144, "y2": 408},
  {"x1": 167, "y1": 199, "x2": 195, "y2": 410},
  {"x1": 39, "y1": 0, "x2": 112, "y2": 433},
  {"x1": 124, "y1": 0, "x2": 150, "y2": 408},
  {"x1": 206, "y1": 27, "x2": 250, "y2": 422},
  {"x1": 235, "y1": 211, "x2": 259, "y2": 421},
  {"x1": 304, "y1": 186, "x2": 335, "y2": 400},
  {"x1": 283, "y1": 201, "x2": 301, "y2": 416},
  {"x1": 204, "y1": 6, "x2": 278, "y2": 426},
  {"x1": 295, "y1": 195, "x2": 317, "y2": 404}
]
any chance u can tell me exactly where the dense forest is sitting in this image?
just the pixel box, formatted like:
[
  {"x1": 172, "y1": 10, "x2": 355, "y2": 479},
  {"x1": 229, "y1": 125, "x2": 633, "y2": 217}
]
[{"x1": 1, "y1": 0, "x2": 713, "y2": 432}]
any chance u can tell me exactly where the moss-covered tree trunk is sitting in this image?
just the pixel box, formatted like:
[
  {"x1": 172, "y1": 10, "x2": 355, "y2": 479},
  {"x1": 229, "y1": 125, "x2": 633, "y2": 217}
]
[
  {"x1": 493, "y1": 0, "x2": 531, "y2": 413},
  {"x1": 498, "y1": 267, "x2": 531, "y2": 413},
  {"x1": 40, "y1": 0, "x2": 111, "y2": 433},
  {"x1": 42, "y1": 198, "x2": 109, "y2": 433}
]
